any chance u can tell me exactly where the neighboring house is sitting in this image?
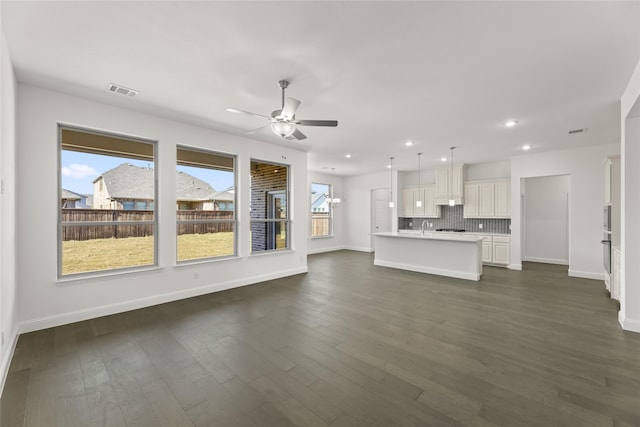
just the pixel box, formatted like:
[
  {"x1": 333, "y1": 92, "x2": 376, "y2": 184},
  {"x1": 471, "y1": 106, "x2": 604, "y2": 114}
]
[
  {"x1": 93, "y1": 163, "x2": 233, "y2": 210},
  {"x1": 311, "y1": 191, "x2": 329, "y2": 213},
  {"x1": 61, "y1": 188, "x2": 91, "y2": 208}
]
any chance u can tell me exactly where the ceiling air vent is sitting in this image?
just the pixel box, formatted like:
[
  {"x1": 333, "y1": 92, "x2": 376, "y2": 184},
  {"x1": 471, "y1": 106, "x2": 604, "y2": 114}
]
[
  {"x1": 108, "y1": 83, "x2": 138, "y2": 97},
  {"x1": 568, "y1": 128, "x2": 587, "y2": 134}
]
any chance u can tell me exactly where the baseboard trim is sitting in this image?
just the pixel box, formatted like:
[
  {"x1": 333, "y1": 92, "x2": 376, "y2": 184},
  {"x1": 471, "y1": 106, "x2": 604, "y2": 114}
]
[
  {"x1": 568, "y1": 269, "x2": 604, "y2": 280},
  {"x1": 0, "y1": 328, "x2": 19, "y2": 400},
  {"x1": 523, "y1": 256, "x2": 569, "y2": 265},
  {"x1": 509, "y1": 263, "x2": 523, "y2": 270},
  {"x1": 307, "y1": 246, "x2": 345, "y2": 255},
  {"x1": 343, "y1": 246, "x2": 374, "y2": 253},
  {"x1": 619, "y1": 312, "x2": 640, "y2": 333},
  {"x1": 18, "y1": 266, "x2": 308, "y2": 334},
  {"x1": 374, "y1": 260, "x2": 480, "y2": 281}
]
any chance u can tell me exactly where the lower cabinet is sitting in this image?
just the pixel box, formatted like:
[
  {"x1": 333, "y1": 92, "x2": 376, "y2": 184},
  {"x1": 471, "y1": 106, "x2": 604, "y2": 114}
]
[{"x1": 469, "y1": 234, "x2": 511, "y2": 266}]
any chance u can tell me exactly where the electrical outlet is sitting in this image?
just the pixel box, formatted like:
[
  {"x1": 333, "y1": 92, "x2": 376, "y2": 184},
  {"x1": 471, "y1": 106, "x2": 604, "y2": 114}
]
[
  {"x1": 409, "y1": 222, "x2": 412, "y2": 227},
  {"x1": 430, "y1": 223, "x2": 433, "y2": 227},
  {"x1": 479, "y1": 224, "x2": 483, "y2": 229},
  {"x1": 1, "y1": 330, "x2": 5, "y2": 346}
]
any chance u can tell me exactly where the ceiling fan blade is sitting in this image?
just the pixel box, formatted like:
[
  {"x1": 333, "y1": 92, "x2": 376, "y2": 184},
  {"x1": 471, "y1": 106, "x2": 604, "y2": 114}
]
[
  {"x1": 225, "y1": 107, "x2": 269, "y2": 119},
  {"x1": 286, "y1": 128, "x2": 307, "y2": 141},
  {"x1": 297, "y1": 120, "x2": 338, "y2": 127},
  {"x1": 280, "y1": 97, "x2": 301, "y2": 120}
]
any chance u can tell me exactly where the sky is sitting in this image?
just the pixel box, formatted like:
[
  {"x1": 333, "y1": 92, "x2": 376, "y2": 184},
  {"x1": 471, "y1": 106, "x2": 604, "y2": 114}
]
[{"x1": 61, "y1": 150, "x2": 234, "y2": 196}]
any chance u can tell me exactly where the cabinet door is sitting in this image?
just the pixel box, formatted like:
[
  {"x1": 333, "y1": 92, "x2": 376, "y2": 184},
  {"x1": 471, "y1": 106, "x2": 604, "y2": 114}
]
[
  {"x1": 494, "y1": 180, "x2": 511, "y2": 217},
  {"x1": 413, "y1": 187, "x2": 426, "y2": 217},
  {"x1": 492, "y1": 240, "x2": 511, "y2": 265},
  {"x1": 424, "y1": 185, "x2": 440, "y2": 217},
  {"x1": 478, "y1": 183, "x2": 495, "y2": 217},
  {"x1": 435, "y1": 168, "x2": 450, "y2": 198},
  {"x1": 402, "y1": 188, "x2": 414, "y2": 217},
  {"x1": 482, "y1": 239, "x2": 493, "y2": 263},
  {"x1": 604, "y1": 159, "x2": 612, "y2": 205},
  {"x1": 451, "y1": 165, "x2": 464, "y2": 197},
  {"x1": 463, "y1": 183, "x2": 479, "y2": 218}
]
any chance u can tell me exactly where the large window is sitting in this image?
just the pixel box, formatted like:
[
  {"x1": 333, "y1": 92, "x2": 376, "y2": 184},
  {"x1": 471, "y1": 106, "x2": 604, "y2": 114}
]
[
  {"x1": 250, "y1": 160, "x2": 289, "y2": 252},
  {"x1": 59, "y1": 126, "x2": 156, "y2": 276},
  {"x1": 176, "y1": 147, "x2": 236, "y2": 262},
  {"x1": 311, "y1": 182, "x2": 332, "y2": 237}
]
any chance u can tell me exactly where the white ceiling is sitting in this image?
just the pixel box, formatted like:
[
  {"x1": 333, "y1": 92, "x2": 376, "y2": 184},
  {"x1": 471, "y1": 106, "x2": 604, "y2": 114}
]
[{"x1": 2, "y1": 1, "x2": 639, "y2": 176}]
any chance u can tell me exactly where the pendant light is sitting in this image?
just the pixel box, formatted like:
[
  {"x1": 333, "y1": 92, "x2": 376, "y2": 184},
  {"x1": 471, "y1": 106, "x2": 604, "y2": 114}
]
[
  {"x1": 416, "y1": 152, "x2": 423, "y2": 208},
  {"x1": 449, "y1": 146, "x2": 456, "y2": 206},
  {"x1": 389, "y1": 157, "x2": 395, "y2": 208},
  {"x1": 328, "y1": 168, "x2": 341, "y2": 204}
]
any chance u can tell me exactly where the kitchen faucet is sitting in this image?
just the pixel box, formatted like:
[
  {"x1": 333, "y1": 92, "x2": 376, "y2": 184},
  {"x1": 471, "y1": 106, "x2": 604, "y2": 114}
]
[{"x1": 421, "y1": 220, "x2": 429, "y2": 235}]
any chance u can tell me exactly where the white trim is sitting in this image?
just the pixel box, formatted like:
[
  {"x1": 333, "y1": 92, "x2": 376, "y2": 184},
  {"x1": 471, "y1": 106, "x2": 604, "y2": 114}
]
[
  {"x1": 18, "y1": 267, "x2": 308, "y2": 334},
  {"x1": 523, "y1": 256, "x2": 569, "y2": 265},
  {"x1": 509, "y1": 263, "x2": 523, "y2": 270},
  {"x1": 568, "y1": 269, "x2": 604, "y2": 280},
  {"x1": 618, "y1": 311, "x2": 640, "y2": 333},
  {"x1": 343, "y1": 246, "x2": 374, "y2": 253},
  {"x1": 307, "y1": 246, "x2": 345, "y2": 255},
  {"x1": 374, "y1": 259, "x2": 481, "y2": 281},
  {"x1": 0, "y1": 329, "x2": 19, "y2": 399}
]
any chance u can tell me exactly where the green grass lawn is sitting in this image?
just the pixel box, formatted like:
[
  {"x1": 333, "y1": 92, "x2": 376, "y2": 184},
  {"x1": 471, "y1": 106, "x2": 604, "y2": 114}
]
[{"x1": 62, "y1": 232, "x2": 234, "y2": 275}]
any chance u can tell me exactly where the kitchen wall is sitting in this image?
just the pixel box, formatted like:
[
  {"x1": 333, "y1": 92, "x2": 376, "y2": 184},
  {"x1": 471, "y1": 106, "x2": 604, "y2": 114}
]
[
  {"x1": 399, "y1": 206, "x2": 511, "y2": 234},
  {"x1": 0, "y1": 21, "x2": 18, "y2": 395},
  {"x1": 15, "y1": 84, "x2": 309, "y2": 334}
]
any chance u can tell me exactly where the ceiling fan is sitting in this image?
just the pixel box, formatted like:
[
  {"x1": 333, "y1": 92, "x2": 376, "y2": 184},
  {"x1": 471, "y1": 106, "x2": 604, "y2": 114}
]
[{"x1": 226, "y1": 80, "x2": 338, "y2": 141}]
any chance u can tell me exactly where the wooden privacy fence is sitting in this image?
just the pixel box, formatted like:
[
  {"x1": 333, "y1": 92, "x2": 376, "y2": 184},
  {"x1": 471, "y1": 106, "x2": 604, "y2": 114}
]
[
  {"x1": 62, "y1": 209, "x2": 234, "y2": 241},
  {"x1": 311, "y1": 213, "x2": 330, "y2": 236}
]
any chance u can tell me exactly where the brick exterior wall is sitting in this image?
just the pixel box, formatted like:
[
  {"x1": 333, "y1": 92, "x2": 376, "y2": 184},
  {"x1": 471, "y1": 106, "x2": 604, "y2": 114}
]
[{"x1": 250, "y1": 161, "x2": 288, "y2": 251}]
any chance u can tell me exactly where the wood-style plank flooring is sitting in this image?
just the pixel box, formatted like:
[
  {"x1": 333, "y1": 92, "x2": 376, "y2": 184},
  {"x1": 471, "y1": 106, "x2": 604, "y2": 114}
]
[{"x1": 2, "y1": 250, "x2": 640, "y2": 426}]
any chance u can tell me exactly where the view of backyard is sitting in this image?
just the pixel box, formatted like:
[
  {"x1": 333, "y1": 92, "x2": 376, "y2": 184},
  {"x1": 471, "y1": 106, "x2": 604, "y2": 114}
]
[{"x1": 62, "y1": 232, "x2": 235, "y2": 274}]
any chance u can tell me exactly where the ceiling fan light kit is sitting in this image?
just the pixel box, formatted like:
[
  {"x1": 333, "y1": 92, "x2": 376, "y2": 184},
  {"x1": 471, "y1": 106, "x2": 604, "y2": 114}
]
[{"x1": 226, "y1": 79, "x2": 338, "y2": 141}]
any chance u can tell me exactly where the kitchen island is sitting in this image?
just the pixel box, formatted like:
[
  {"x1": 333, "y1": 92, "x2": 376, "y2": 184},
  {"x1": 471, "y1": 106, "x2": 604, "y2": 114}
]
[{"x1": 373, "y1": 232, "x2": 483, "y2": 281}]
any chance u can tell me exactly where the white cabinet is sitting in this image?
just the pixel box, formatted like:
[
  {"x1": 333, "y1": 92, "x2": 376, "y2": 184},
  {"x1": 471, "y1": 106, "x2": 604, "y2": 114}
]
[
  {"x1": 435, "y1": 164, "x2": 464, "y2": 205},
  {"x1": 492, "y1": 236, "x2": 511, "y2": 265},
  {"x1": 468, "y1": 234, "x2": 511, "y2": 266},
  {"x1": 604, "y1": 158, "x2": 612, "y2": 205},
  {"x1": 463, "y1": 179, "x2": 510, "y2": 218},
  {"x1": 612, "y1": 248, "x2": 621, "y2": 300},
  {"x1": 401, "y1": 185, "x2": 440, "y2": 218}
]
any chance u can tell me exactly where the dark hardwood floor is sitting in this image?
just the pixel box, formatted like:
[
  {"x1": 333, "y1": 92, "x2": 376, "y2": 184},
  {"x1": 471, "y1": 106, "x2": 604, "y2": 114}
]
[{"x1": 2, "y1": 250, "x2": 639, "y2": 426}]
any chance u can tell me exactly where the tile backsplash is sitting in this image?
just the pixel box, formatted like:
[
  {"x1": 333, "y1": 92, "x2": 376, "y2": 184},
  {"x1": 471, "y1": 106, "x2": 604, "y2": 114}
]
[{"x1": 399, "y1": 205, "x2": 511, "y2": 234}]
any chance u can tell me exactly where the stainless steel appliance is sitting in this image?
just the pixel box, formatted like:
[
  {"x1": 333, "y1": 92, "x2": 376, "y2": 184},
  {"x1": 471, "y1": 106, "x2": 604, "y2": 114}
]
[{"x1": 604, "y1": 205, "x2": 612, "y2": 231}]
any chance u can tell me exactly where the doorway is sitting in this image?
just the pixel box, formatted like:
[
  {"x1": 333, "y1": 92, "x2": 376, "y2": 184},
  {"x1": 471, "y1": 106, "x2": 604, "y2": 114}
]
[
  {"x1": 267, "y1": 190, "x2": 287, "y2": 250},
  {"x1": 370, "y1": 188, "x2": 391, "y2": 250},
  {"x1": 521, "y1": 175, "x2": 570, "y2": 266}
]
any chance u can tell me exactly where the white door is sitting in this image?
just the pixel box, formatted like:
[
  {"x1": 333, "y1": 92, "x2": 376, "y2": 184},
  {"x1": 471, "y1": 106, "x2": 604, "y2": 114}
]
[{"x1": 371, "y1": 188, "x2": 391, "y2": 249}]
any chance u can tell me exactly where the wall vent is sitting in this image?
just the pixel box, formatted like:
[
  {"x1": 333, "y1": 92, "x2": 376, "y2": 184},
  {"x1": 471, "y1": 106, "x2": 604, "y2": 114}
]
[
  {"x1": 568, "y1": 128, "x2": 587, "y2": 134},
  {"x1": 108, "y1": 83, "x2": 138, "y2": 97}
]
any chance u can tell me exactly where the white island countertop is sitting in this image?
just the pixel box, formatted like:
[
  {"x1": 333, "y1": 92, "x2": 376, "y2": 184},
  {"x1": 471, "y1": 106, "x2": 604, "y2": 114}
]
[{"x1": 373, "y1": 231, "x2": 483, "y2": 281}]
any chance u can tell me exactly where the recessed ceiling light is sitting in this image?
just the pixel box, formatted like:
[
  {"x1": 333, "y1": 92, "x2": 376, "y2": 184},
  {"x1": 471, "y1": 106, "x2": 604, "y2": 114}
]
[
  {"x1": 387, "y1": 164, "x2": 392, "y2": 169},
  {"x1": 504, "y1": 120, "x2": 518, "y2": 127},
  {"x1": 405, "y1": 141, "x2": 414, "y2": 147},
  {"x1": 522, "y1": 144, "x2": 531, "y2": 151},
  {"x1": 345, "y1": 153, "x2": 352, "y2": 158}
]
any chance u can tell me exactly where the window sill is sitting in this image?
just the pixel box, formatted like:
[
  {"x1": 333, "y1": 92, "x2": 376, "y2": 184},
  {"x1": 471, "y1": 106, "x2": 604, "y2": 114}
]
[
  {"x1": 56, "y1": 265, "x2": 163, "y2": 286},
  {"x1": 311, "y1": 236, "x2": 334, "y2": 240},
  {"x1": 175, "y1": 255, "x2": 241, "y2": 268},
  {"x1": 249, "y1": 248, "x2": 295, "y2": 257}
]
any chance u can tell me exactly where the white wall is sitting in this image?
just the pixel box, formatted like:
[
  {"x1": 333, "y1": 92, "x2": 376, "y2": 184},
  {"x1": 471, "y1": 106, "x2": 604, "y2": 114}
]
[
  {"x1": 307, "y1": 170, "x2": 344, "y2": 254},
  {"x1": 621, "y1": 56, "x2": 640, "y2": 332},
  {"x1": 16, "y1": 84, "x2": 308, "y2": 333},
  {"x1": 522, "y1": 175, "x2": 570, "y2": 265},
  {"x1": 510, "y1": 143, "x2": 620, "y2": 279},
  {"x1": 343, "y1": 170, "x2": 392, "y2": 252}
]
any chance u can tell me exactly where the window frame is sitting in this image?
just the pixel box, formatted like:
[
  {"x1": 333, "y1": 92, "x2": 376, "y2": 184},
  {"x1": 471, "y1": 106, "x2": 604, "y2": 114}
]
[
  {"x1": 57, "y1": 124, "x2": 158, "y2": 278},
  {"x1": 249, "y1": 159, "x2": 291, "y2": 254},
  {"x1": 310, "y1": 181, "x2": 333, "y2": 238},
  {"x1": 176, "y1": 145, "x2": 237, "y2": 263}
]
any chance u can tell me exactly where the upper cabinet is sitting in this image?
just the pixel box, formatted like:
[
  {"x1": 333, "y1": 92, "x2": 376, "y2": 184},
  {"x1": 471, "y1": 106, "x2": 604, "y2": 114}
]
[
  {"x1": 464, "y1": 179, "x2": 510, "y2": 218},
  {"x1": 435, "y1": 164, "x2": 464, "y2": 205},
  {"x1": 401, "y1": 184, "x2": 441, "y2": 218}
]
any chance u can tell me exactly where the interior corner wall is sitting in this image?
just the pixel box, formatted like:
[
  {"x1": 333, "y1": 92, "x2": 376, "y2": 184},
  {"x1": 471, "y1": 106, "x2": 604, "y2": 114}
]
[
  {"x1": 307, "y1": 170, "x2": 344, "y2": 254},
  {"x1": 15, "y1": 83, "x2": 308, "y2": 333},
  {"x1": 620, "y1": 56, "x2": 640, "y2": 333},
  {"x1": 510, "y1": 143, "x2": 620, "y2": 278},
  {"x1": 0, "y1": 24, "x2": 19, "y2": 394},
  {"x1": 343, "y1": 170, "x2": 392, "y2": 252}
]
